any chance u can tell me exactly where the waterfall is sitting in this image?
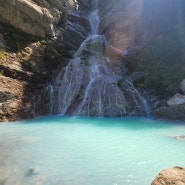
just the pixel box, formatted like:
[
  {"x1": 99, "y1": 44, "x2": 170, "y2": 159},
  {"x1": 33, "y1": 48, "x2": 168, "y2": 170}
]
[
  {"x1": 44, "y1": 0, "x2": 127, "y2": 117},
  {"x1": 36, "y1": 0, "x2": 151, "y2": 117},
  {"x1": 89, "y1": 0, "x2": 99, "y2": 35}
]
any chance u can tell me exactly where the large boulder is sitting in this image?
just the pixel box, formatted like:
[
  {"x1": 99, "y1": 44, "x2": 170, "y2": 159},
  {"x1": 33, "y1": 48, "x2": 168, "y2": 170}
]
[
  {"x1": 167, "y1": 93, "x2": 185, "y2": 106},
  {"x1": 152, "y1": 166, "x2": 185, "y2": 185},
  {"x1": 0, "y1": 0, "x2": 78, "y2": 37}
]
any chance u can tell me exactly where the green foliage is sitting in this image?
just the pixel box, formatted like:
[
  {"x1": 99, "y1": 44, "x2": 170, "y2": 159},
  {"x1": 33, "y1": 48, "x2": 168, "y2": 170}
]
[
  {"x1": 0, "y1": 51, "x2": 8, "y2": 59},
  {"x1": 129, "y1": 29, "x2": 185, "y2": 91},
  {"x1": 39, "y1": 40, "x2": 47, "y2": 48},
  {"x1": 17, "y1": 51, "x2": 31, "y2": 61}
]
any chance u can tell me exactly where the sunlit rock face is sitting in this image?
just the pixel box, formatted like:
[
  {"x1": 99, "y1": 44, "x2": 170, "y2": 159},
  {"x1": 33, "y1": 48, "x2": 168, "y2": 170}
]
[
  {"x1": 0, "y1": 0, "x2": 81, "y2": 37},
  {"x1": 98, "y1": 0, "x2": 185, "y2": 55}
]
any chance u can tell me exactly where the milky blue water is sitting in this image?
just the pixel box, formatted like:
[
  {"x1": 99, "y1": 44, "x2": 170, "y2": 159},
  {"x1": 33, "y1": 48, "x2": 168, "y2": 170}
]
[{"x1": 0, "y1": 116, "x2": 185, "y2": 185}]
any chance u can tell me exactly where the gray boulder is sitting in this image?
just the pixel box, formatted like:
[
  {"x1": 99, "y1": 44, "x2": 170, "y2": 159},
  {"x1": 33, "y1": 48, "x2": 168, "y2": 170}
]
[{"x1": 167, "y1": 93, "x2": 185, "y2": 106}]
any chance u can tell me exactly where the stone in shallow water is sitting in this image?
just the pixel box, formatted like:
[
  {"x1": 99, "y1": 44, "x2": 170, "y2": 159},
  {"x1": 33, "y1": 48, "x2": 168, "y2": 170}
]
[
  {"x1": 26, "y1": 168, "x2": 40, "y2": 176},
  {"x1": 174, "y1": 136, "x2": 185, "y2": 141},
  {"x1": 152, "y1": 166, "x2": 185, "y2": 185}
]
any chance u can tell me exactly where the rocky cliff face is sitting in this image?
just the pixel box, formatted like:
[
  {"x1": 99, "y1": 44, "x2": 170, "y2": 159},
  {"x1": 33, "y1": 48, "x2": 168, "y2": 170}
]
[{"x1": 0, "y1": 0, "x2": 91, "y2": 121}]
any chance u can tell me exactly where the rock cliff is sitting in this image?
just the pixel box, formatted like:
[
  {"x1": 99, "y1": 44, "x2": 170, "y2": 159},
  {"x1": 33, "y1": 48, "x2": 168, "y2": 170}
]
[{"x1": 0, "y1": 0, "x2": 91, "y2": 121}]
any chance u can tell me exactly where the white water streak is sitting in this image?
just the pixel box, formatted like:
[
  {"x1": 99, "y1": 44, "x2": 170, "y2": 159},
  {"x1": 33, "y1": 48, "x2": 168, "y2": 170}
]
[
  {"x1": 89, "y1": 0, "x2": 99, "y2": 35},
  {"x1": 129, "y1": 82, "x2": 151, "y2": 115}
]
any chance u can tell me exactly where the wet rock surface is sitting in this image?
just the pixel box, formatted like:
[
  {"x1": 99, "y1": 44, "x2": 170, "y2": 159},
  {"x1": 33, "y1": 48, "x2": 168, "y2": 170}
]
[
  {"x1": 58, "y1": 9, "x2": 91, "y2": 56},
  {"x1": 174, "y1": 136, "x2": 185, "y2": 141}
]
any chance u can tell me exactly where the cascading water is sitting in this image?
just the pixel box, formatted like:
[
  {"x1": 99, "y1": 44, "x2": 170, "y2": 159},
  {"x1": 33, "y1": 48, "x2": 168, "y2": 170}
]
[
  {"x1": 36, "y1": 0, "x2": 151, "y2": 117},
  {"x1": 128, "y1": 81, "x2": 151, "y2": 116},
  {"x1": 89, "y1": 0, "x2": 99, "y2": 34},
  {"x1": 45, "y1": 0, "x2": 127, "y2": 117}
]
